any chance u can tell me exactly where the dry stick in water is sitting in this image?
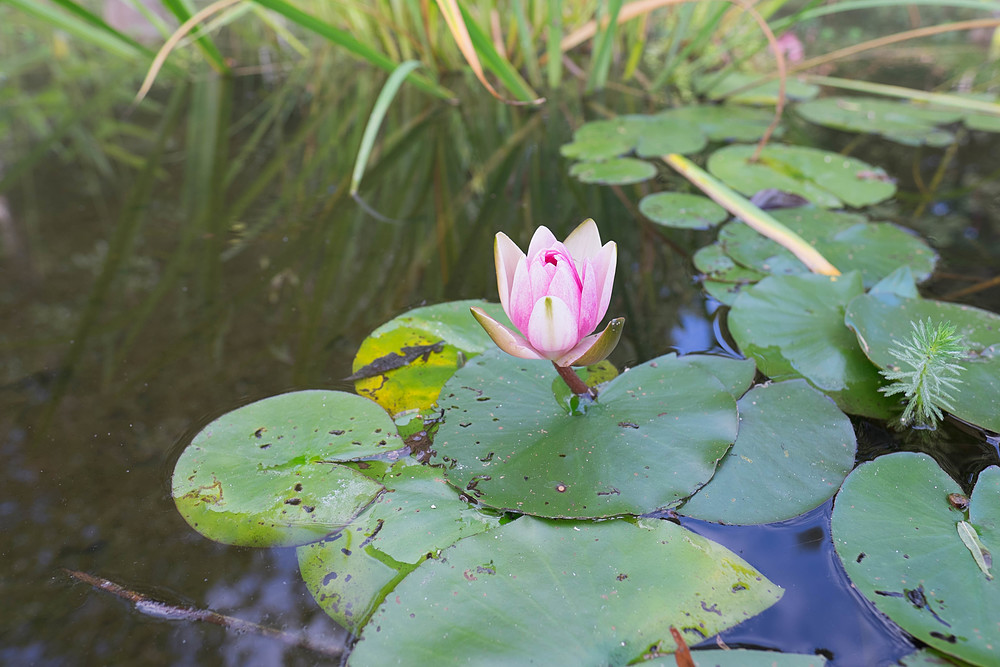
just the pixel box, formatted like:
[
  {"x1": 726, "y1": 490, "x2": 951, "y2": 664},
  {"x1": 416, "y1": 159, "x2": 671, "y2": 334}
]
[{"x1": 63, "y1": 569, "x2": 343, "y2": 659}]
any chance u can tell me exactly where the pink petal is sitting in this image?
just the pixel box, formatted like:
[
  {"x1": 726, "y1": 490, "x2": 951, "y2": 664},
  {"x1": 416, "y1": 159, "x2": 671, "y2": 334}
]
[
  {"x1": 563, "y1": 218, "x2": 602, "y2": 261},
  {"x1": 526, "y1": 296, "x2": 579, "y2": 358},
  {"x1": 544, "y1": 260, "x2": 582, "y2": 327},
  {"x1": 470, "y1": 307, "x2": 546, "y2": 360},
  {"x1": 590, "y1": 241, "x2": 617, "y2": 323},
  {"x1": 527, "y1": 257, "x2": 554, "y2": 304},
  {"x1": 507, "y1": 257, "x2": 533, "y2": 333},
  {"x1": 577, "y1": 259, "x2": 601, "y2": 337},
  {"x1": 525, "y1": 226, "x2": 558, "y2": 261},
  {"x1": 494, "y1": 232, "x2": 524, "y2": 313}
]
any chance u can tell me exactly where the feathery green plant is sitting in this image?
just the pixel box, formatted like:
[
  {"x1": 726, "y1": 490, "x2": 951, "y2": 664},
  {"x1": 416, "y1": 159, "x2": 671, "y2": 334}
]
[{"x1": 879, "y1": 319, "x2": 967, "y2": 428}]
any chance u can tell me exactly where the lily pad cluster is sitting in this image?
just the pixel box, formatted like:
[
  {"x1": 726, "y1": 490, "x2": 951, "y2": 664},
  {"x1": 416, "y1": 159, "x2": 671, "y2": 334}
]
[
  {"x1": 170, "y1": 297, "x2": 874, "y2": 663},
  {"x1": 561, "y1": 105, "x2": 775, "y2": 184},
  {"x1": 796, "y1": 96, "x2": 1000, "y2": 146}
]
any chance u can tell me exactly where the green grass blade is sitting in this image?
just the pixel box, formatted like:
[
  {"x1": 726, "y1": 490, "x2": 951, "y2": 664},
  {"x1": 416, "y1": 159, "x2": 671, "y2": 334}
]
[
  {"x1": 587, "y1": 0, "x2": 624, "y2": 92},
  {"x1": 547, "y1": 0, "x2": 563, "y2": 88},
  {"x1": 351, "y1": 60, "x2": 424, "y2": 196},
  {"x1": 159, "y1": 0, "x2": 230, "y2": 73},
  {"x1": 511, "y1": 0, "x2": 542, "y2": 88},
  {"x1": 804, "y1": 75, "x2": 1000, "y2": 117},
  {"x1": 4, "y1": 0, "x2": 155, "y2": 62},
  {"x1": 456, "y1": 2, "x2": 540, "y2": 102},
  {"x1": 249, "y1": 0, "x2": 454, "y2": 100}
]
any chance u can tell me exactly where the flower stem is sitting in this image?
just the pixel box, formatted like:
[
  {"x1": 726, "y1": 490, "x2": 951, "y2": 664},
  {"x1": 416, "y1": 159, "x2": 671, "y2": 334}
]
[{"x1": 553, "y1": 362, "x2": 597, "y2": 399}]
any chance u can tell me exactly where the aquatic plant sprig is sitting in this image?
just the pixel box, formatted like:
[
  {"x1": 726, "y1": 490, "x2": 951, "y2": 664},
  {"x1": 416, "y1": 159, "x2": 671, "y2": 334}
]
[{"x1": 879, "y1": 319, "x2": 966, "y2": 428}]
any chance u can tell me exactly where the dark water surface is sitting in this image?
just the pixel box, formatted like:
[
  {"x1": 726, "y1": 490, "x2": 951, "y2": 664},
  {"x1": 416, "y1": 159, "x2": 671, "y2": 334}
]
[{"x1": 2, "y1": 71, "x2": 999, "y2": 665}]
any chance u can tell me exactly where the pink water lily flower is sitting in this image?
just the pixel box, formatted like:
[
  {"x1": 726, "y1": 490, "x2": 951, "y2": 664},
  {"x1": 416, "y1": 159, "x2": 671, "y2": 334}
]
[{"x1": 471, "y1": 219, "x2": 624, "y2": 367}]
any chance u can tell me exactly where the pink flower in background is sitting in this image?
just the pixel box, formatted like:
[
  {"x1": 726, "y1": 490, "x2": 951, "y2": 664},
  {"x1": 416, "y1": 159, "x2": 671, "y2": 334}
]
[
  {"x1": 776, "y1": 32, "x2": 804, "y2": 63},
  {"x1": 472, "y1": 219, "x2": 623, "y2": 367}
]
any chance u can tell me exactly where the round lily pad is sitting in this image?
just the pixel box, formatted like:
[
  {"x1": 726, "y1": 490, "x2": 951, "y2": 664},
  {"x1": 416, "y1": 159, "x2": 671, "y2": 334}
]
[
  {"x1": 845, "y1": 290, "x2": 1000, "y2": 432},
  {"x1": 172, "y1": 391, "x2": 396, "y2": 547},
  {"x1": 717, "y1": 208, "x2": 937, "y2": 287},
  {"x1": 670, "y1": 104, "x2": 778, "y2": 142},
  {"x1": 634, "y1": 113, "x2": 708, "y2": 157},
  {"x1": 707, "y1": 144, "x2": 897, "y2": 208},
  {"x1": 728, "y1": 272, "x2": 896, "y2": 419},
  {"x1": 432, "y1": 350, "x2": 739, "y2": 518},
  {"x1": 348, "y1": 516, "x2": 783, "y2": 666},
  {"x1": 297, "y1": 463, "x2": 500, "y2": 630},
  {"x1": 693, "y1": 244, "x2": 768, "y2": 306},
  {"x1": 560, "y1": 117, "x2": 643, "y2": 161},
  {"x1": 648, "y1": 649, "x2": 828, "y2": 666},
  {"x1": 832, "y1": 452, "x2": 1000, "y2": 666},
  {"x1": 352, "y1": 300, "x2": 511, "y2": 416},
  {"x1": 640, "y1": 192, "x2": 729, "y2": 229},
  {"x1": 680, "y1": 379, "x2": 857, "y2": 525},
  {"x1": 569, "y1": 157, "x2": 657, "y2": 184},
  {"x1": 796, "y1": 97, "x2": 962, "y2": 147},
  {"x1": 698, "y1": 72, "x2": 820, "y2": 105}
]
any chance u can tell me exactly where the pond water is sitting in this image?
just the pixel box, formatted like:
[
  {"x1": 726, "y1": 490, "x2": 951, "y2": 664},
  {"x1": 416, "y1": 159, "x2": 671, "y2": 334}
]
[{"x1": 2, "y1": 68, "x2": 999, "y2": 665}]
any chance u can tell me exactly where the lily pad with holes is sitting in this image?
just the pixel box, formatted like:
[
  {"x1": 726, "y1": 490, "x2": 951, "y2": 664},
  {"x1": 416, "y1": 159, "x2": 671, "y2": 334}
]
[
  {"x1": 297, "y1": 463, "x2": 500, "y2": 631},
  {"x1": 796, "y1": 97, "x2": 963, "y2": 147},
  {"x1": 728, "y1": 272, "x2": 896, "y2": 418},
  {"x1": 348, "y1": 516, "x2": 783, "y2": 666},
  {"x1": 707, "y1": 144, "x2": 897, "y2": 208},
  {"x1": 680, "y1": 379, "x2": 856, "y2": 525},
  {"x1": 352, "y1": 300, "x2": 511, "y2": 416},
  {"x1": 697, "y1": 72, "x2": 820, "y2": 105},
  {"x1": 717, "y1": 207, "x2": 936, "y2": 287},
  {"x1": 832, "y1": 453, "x2": 1000, "y2": 666},
  {"x1": 432, "y1": 349, "x2": 739, "y2": 518},
  {"x1": 640, "y1": 192, "x2": 729, "y2": 229},
  {"x1": 845, "y1": 288, "x2": 1000, "y2": 432},
  {"x1": 569, "y1": 158, "x2": 657, "y2": 185},
  {"x1": 172, "y1": 391, "x2": 397, "y2": 547}
]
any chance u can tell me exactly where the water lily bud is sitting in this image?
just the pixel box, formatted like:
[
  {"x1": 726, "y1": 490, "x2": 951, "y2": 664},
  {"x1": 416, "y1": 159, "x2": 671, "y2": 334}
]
[{"x1": 472, "y1": 219, "x2": 624, "y2": 367}]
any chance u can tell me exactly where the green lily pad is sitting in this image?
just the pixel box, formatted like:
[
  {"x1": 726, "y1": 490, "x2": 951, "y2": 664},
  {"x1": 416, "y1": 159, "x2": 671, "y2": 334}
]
[
  {"x1": 693, "y1": 244, "x2": 768, "y2": 306},
  {"x1": 728, "y1": 272, "x2": 896, "y2": 418},
  {"x1": 680, "y1": 379, "x2": 856, "y2": 524},
  {"x1": 560, "y1": 117, "x2": 643, "y2": 161},
  {"x1": 352, "y1": 300, "x2": 510, "y2": 416},
  {"x1": 718, "y1": 208, "x2": 937, "y2": 287},
  {"x1": 670, "y1": 104, "x2": 778, "y2": 142},
  {"x1": 673, "y1": 354, "x2": 757, "y2": 401},
  {"x1": 796, "y1": 97, "x2": 963, "y2": 147},
  {"x1": 432, "y1": 350, "x2": 739, "y2": 518},
  {"x1": 832, "y1": 452, "x2": 1000, "y2": 666},
  {"x1": 707, "y1": 144, "x2": 897, "y2": 208},
  {"x1": 965, "y1": 113, "x2": 1000, "y2": 133},
  {"x1": 897, "y1": 648, "x2": 964, "y2": 666},
  {"x1": 845, "y1": 290, "x2": 1000, "y2": 432},
  {"x1": 172, "y1": 391, "x2": 396, "y2": 547},
  {"x1": 569, "y1": 157, "x2": 657, "y2": 184},
  {"x1": 348, "y1": 516, "x2": 783, "y2": 666},
  {"x1": 698, "y1": 72, "x2": 820, "y2": 105},
  {"x1": 634, "y1": 113, "x2": 709, "y2": 157},
  {"x1": 297, "y1": 463, "x2": 500, "y2": 631},
  {"x1": 640, "y1": 192, "x2": 729, "y2": 229}
]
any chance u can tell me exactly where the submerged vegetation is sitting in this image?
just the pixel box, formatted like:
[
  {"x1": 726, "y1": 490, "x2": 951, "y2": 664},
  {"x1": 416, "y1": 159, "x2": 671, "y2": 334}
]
[{"x1": 3, "y1": 0, "x2": 1000, "y2": 665}]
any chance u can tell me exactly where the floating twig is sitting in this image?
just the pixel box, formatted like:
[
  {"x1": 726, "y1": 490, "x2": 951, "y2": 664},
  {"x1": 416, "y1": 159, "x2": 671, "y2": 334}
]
[{"x1": 63, "y1": 569, "x2": 343, "y2": 659}]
